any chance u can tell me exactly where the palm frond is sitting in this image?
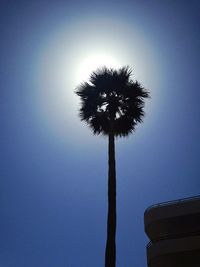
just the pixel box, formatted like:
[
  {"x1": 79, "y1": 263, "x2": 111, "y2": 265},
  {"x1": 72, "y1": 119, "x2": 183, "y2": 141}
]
[{"x1": 75, "y1": 66, "x2": 149, "y2": 137}]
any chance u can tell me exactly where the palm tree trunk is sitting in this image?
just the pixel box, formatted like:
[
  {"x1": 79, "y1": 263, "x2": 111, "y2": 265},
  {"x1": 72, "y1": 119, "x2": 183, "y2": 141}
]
[{"x1": 105, "y1": 129, "x2": 116, "y2": 267}]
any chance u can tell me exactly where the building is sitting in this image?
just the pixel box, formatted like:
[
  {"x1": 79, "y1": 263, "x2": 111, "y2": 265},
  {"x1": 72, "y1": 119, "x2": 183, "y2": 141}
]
[{"x1": 144, "y1": 196, "x2": 200, "y2": 267}]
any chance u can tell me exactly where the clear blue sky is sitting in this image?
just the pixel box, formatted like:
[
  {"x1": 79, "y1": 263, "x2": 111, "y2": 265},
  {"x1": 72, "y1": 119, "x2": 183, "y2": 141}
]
[{"x1": 1, "y1": 0, "x2": 200, "y2": 266}]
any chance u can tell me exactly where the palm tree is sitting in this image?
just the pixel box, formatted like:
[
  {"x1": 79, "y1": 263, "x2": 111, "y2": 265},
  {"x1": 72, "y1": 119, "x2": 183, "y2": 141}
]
[{"x1": 75, "y1": 66, "x2": 149, "y2": 267}]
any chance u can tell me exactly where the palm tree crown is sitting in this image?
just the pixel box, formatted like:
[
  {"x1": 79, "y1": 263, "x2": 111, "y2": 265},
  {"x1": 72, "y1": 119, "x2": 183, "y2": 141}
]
[{"x1": 76, "y1": 66, "x2": 149, "y2": 136}]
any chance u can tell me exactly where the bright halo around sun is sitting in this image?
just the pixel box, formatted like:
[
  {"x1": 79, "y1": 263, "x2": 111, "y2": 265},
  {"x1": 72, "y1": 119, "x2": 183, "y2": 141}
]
[
  {"x1": 35, "y1": 16, "x2": 161, "y2": 146},
  {"x1": 75, "y1": 53, "x2": 121, "y2": 85}
]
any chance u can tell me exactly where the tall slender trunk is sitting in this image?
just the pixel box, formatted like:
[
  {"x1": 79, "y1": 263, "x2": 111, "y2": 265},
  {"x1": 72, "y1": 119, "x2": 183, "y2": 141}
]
[{"x1": 105, "y1": 129, "x2": 116, "y2": 267}]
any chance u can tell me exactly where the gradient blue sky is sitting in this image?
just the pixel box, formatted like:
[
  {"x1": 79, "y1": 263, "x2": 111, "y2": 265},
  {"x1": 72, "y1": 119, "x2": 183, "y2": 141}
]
[{"x1": 1, "y1": 0, "x2": 200, "y2": 266}]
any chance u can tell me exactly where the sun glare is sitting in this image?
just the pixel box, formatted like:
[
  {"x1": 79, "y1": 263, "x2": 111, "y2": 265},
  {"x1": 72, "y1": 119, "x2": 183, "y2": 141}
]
[
  {"x1": 75, "y1": 53, "x2": 121, "y2": 84},
  {"x1": 35, "y1": 16, "x2": 160, "y2": 144}
]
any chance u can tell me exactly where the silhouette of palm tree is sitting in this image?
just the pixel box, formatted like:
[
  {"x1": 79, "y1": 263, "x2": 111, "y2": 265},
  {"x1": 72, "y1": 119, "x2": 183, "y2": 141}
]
[{"x1": 76, "y1": 66, "x2": 149, "y2": 267}]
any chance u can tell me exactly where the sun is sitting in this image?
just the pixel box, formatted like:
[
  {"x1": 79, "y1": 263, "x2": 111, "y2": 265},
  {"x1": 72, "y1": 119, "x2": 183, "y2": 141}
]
[
  {"x1": 75, "y1": 53, "x2": 121, "y2": 84},
  {"x1": 35, "y1": 17, "x2": 159, "y2": 144}
]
